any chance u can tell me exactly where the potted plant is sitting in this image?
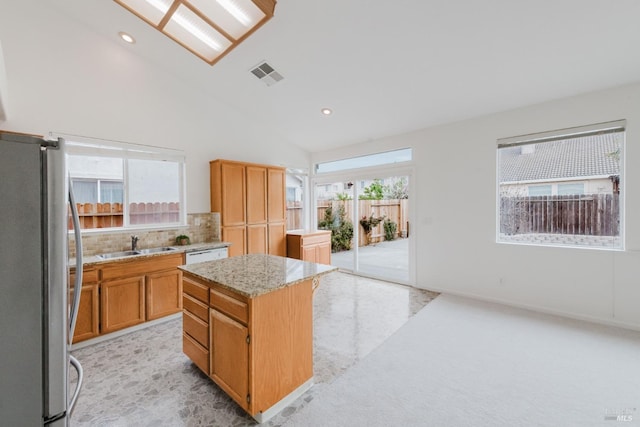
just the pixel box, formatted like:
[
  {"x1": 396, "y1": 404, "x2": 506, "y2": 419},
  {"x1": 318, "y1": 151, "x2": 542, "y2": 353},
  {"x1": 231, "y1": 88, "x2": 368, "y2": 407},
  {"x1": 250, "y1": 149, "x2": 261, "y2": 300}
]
[
  {"x1": 175, "y1": 234, "x2": 191, "y2": 246},
  {"x1": 359, "y1": 213, "x2": 385, "y2": 245}
]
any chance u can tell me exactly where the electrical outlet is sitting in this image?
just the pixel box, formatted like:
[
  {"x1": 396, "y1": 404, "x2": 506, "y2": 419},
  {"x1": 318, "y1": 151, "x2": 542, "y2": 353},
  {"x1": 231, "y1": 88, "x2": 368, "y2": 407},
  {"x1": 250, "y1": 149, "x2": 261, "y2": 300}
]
[{"x1": 195, "y1": 218, "x2": 201, "y2": 226}]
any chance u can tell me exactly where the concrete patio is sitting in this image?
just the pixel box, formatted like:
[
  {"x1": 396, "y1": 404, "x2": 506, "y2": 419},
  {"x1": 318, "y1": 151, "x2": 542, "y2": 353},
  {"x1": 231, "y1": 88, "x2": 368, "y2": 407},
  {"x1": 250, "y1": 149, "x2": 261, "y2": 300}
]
[{"x1": 330, "y1": 237, "x2": 409, "y2": 283}]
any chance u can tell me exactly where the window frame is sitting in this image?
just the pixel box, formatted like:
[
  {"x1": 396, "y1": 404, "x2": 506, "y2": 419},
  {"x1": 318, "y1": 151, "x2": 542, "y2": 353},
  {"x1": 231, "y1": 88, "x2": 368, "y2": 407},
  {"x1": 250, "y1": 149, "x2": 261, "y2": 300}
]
[
  {"x1": 496, "y1": 120, "x2": 625, "y2": 250},
  {"x1": 63, "y1": 135, "x2": 187, "y2": 233}
]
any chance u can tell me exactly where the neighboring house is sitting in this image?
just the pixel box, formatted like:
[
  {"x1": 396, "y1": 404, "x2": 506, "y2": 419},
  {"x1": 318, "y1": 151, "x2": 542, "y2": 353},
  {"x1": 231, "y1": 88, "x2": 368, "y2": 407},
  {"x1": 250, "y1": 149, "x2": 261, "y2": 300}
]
[{"x1": 499, "y1": 133, "x2": 621, "y2": 197}]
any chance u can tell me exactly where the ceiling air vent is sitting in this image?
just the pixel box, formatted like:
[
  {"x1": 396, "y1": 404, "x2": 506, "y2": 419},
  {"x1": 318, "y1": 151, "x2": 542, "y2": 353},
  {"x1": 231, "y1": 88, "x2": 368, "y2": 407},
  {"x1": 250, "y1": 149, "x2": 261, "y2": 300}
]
[{"x1": 250, "y1": 61, "x2": 284, "y2": 87}]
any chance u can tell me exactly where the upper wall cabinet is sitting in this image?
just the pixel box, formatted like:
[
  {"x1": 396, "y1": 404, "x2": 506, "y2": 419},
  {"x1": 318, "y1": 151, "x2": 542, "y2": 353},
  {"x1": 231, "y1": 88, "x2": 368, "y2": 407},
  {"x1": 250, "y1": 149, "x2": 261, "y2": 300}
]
[
  {"x1": 210, "y1": 160, "x2": 286, "y2": 257},
  {"x1": 267, "y1": 168, "x2": 285, "y2": 223}
]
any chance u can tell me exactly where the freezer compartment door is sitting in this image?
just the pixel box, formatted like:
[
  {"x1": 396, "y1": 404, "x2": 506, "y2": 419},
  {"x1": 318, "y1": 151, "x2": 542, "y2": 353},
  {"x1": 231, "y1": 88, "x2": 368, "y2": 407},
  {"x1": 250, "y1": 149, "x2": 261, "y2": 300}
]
[{"x1": 0, "y1": 135, "x2": 45, "y2": 425}]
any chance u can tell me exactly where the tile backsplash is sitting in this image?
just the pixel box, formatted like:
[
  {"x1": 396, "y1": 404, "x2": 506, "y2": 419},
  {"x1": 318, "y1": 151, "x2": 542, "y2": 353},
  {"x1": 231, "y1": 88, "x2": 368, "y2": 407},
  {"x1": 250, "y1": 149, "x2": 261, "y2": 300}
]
[{"x1": 70, "y1": 212, "x2": 220, "y2": 257}]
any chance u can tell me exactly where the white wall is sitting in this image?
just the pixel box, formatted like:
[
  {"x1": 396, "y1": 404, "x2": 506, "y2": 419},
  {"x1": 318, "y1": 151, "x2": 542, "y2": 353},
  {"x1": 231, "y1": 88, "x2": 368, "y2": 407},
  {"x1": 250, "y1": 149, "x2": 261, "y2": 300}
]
[
  {"x1": 312, "y1": 82, "x2": 640, "y2": 330},
  {"x1": 0, "y1": 0, "x2": 309, "y2": 214}
]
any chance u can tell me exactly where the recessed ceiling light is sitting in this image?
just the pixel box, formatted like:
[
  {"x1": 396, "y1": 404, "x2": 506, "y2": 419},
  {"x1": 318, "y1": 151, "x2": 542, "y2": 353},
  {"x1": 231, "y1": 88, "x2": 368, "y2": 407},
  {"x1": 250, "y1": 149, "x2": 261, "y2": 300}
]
[
  {"x1": 118, "y1": 32, "x2": 136, "y2": 44},
  {"x1": 321, "y1": 108, "x2": 332, "y2": 116}
]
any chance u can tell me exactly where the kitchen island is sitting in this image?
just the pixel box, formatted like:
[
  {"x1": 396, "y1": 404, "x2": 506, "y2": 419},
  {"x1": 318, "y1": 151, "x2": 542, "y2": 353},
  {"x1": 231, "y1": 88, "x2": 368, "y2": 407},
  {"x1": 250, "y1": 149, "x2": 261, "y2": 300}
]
[{"x1": 178, "y1": 254, "x2": 336, "y2": 423}]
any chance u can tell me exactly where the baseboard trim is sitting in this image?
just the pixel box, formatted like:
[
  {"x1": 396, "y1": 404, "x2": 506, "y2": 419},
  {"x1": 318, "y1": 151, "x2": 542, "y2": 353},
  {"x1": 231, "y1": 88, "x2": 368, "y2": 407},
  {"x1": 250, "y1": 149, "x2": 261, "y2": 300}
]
[
  {"x1": 70, "y1": 312, "x2": 182, "y2": 351},
  {"x1": 423, "y1": 287, "x2": 640, "y2": 333}
]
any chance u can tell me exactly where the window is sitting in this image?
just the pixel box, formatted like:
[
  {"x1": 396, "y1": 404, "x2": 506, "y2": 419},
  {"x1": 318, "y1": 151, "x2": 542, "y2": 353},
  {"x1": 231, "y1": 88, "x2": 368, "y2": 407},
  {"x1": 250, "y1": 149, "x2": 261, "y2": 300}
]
[
  {"x1": 315, "y1": 148, "x2": 412, "y2": 174},
  {"x1": 528, "y1": 185, "x2": 552, "y2": 196},
  {"x1": 66, "y1": 137, "x2": 186, "y2": 230},
  {"x1": 71, "y1": 179, "x2": 124, "y2": 203},
  {"x1": 498, "y1": 120, "x2": 624, "y2": 249},
  {"x1": 286, "y1": 168, "x2": 307, "y2": 231}
]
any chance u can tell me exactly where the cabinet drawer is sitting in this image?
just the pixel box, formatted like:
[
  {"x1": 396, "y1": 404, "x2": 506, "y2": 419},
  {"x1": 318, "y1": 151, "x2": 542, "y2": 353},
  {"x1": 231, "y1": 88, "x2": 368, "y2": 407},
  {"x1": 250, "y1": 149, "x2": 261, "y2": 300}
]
[
  {"x1": 101, "y1": 253, "x2": 182, "y2": 281},
  {"x1": 183, "y1": 332, "x2": 209, "y2": 375},
  {"x1": 183, "y1": 276, "x2": 209, "y2": 303},
  {"x1": 70, "y1": 268, "x2": 98, "y2": 286},
  {"x1": 183, "y1": 311, "x2": 208, "y2": 349},
  {"x1": 210, "y1": 289, "x2": 248, "y2": 325},
  {"x1": 301, "y1": 233, "x2": 330, "y2": 246},
  {"x1": 183, "y1": 293, "x2": 208, "y2": 321}
]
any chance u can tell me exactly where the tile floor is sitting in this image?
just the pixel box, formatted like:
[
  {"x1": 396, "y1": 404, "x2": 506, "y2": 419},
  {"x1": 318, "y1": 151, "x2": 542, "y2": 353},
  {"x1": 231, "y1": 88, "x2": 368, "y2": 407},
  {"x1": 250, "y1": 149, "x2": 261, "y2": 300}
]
[{"x1": 70, "y1": 272, "x2": 438, "y2": 426}]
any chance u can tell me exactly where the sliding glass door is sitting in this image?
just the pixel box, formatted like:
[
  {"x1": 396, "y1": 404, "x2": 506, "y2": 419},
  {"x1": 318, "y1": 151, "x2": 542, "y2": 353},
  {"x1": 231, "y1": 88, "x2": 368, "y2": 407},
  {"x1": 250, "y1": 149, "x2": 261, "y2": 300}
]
[{"x1": 315, "y1": 171, "x2": 411, "y2": 284}]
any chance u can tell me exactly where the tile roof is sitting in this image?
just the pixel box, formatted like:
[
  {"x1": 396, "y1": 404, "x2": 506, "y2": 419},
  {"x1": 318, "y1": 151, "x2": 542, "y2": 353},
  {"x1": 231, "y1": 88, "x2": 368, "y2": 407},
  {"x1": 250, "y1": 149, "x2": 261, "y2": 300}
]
[{"x1": 499, "y1": 133, "x2": 621, "y2": 183}]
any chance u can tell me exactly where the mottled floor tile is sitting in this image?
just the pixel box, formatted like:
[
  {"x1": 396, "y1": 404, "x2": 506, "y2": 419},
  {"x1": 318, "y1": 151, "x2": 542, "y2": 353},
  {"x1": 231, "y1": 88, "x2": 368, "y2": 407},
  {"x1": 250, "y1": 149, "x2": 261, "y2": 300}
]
[{"x1": 70, "y1": 272, "x2": 438, "y2": 426}]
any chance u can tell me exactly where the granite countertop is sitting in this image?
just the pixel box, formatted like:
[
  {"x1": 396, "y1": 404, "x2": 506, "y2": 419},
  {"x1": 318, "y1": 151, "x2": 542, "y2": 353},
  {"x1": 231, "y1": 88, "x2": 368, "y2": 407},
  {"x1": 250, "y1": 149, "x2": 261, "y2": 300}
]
[
  {"x1": 179, "y1": 254, "x2": 337, "y2": 298},
  {"x1": 75, "y1": 241, "x2": 231, "y2": 268}
]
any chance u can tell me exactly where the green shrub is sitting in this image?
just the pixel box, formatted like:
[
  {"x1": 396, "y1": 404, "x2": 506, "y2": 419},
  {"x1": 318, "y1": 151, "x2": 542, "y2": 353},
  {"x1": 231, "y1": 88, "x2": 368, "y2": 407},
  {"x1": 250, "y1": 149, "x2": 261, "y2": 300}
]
[
  {"x1": 383, "y1": 219, "x2": 397, "y2": 241},
  {"x1": 318, "y1": 203, "x2": 354, "y2": 252}
]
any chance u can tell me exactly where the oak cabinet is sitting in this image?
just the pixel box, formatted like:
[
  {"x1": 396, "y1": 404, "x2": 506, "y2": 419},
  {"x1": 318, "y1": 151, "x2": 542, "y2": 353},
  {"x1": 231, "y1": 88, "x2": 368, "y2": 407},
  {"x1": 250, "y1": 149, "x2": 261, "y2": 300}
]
[
  {"x1": 210, "y1": 160, "x2": 286, "y2": 257},
  {"x1": 222, "y1": 225, "x2": 246, "y2": 257},
  {"x1": 247, "y1": 224, "x2": 268, "y2": 254},
  {"x1": 72, "y1": 253, "x2": 184, "y2": 341},
  {"x1": 217, "y1": 161, "x2": 246, "y2": 226},
  {"x1": 267, "y1": 168, "x2": 285, "y2": 222},
  {"x1": 268, "y1": 222, "x2": 286, "y2": 256},
  {"x1": 210, "y1": 308, "x2": 249, "y2": 410},
  {"x1": 246, "y1": 165, "x2": 267, "y2": 224},
  {"x1": 101, "y1": 275, "x2": 145, "y2": 334},
  {"x1": 181, "y1": 270, "x2": 314, "y2": 421},
  {"x1": 146, "y1": 268, "x2": 183, "y2": 320},
  {"x1": 182, "y1": 276, "x2": 210, "y2": 374},
  {"x1": 70, "y1": 268, "x2": 99, "y2": 343},
  {"x1": 286, "y1": 230, "x2": 332, "y2": 265}
]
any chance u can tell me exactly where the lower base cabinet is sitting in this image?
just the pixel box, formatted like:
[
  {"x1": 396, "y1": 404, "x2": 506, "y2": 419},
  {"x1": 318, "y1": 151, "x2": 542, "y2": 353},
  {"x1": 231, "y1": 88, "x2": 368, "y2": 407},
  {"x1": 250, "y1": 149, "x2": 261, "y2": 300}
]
[
  {"x1": 71, "y1": 253, "x2": 183, "y2": 343},
  {"x1": 210, "y1": 309, "x2": 249, "y2": 410},
  {"x1": 286, "y1": 230, "x2": 332, "y2": 265},
  {"x1": 101, "y1": 275, "x2": 146, "y2": 334},
  {"x1": 70, "y1": 268, "x2": 99, "y2": 344},
  {"x1": 146, "y1": 269, "x2": 183, "y2": 320},
  {"x1": 181, "y1": 271, "x2": 313, "y2": 421}
]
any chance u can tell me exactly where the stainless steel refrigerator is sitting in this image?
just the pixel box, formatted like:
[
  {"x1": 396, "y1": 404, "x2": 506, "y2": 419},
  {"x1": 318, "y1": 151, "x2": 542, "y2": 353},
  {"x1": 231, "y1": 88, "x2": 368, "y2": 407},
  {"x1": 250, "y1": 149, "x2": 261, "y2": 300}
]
[{"x1": 0, "y1": 132, "x2": 84, "y2": 426}]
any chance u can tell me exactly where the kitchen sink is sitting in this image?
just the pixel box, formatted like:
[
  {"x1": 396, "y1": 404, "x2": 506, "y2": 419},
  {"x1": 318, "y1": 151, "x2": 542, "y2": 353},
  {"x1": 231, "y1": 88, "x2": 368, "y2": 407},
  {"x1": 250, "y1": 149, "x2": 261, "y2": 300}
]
[
  {"x1": 96, "y1": 247, "x2": 177, "y2": 260},
  {"x1": 96, "y1": 250, "x2": 140, "y2": 259},
  {"x1": 136, "y1": 247, "x2": 177, "y2": 255}
]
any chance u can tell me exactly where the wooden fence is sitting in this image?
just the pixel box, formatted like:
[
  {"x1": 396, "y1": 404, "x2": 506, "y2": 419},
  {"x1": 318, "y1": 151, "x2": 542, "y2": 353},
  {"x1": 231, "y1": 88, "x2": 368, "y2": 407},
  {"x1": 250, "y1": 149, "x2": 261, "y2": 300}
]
[
  {"x1": 314, "y1": 199, "x2": 409, "y2": 246},
  {"x1": 71, "y1": 202, "x2": 179, "y2": 229},
  {"x1": 500, "y1": 194, "x2": 619, "y2": 236}
]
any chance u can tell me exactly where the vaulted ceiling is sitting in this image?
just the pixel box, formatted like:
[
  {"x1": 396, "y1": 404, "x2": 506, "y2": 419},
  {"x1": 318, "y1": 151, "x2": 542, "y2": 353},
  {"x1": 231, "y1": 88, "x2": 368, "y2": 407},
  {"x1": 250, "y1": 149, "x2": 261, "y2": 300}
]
[{"x1": 49, "y1": 0, "x2": 640, "y2": 152}]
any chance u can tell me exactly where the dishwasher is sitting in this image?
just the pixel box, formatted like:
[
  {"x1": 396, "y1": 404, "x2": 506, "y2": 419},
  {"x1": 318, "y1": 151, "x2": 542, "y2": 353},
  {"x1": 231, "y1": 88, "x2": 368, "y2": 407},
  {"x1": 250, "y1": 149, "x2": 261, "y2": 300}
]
[{"x1": 185, "y1": 247, "x2": 228, "y2": 264}]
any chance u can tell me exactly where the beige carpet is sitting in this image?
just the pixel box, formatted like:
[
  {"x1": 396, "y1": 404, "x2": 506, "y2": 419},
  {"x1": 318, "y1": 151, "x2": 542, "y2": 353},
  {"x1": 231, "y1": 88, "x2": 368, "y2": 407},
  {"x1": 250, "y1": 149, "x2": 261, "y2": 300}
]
[{"x1": 284, "y1": 294, "x2": 640, "y2": 427}]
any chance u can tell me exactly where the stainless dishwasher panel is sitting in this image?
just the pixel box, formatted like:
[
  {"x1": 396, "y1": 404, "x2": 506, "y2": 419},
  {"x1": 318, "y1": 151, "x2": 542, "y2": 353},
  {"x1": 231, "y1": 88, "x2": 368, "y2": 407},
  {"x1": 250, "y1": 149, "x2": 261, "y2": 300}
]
[{"x1": 185, "y1": 247, "x2": 228, "y2": 264}]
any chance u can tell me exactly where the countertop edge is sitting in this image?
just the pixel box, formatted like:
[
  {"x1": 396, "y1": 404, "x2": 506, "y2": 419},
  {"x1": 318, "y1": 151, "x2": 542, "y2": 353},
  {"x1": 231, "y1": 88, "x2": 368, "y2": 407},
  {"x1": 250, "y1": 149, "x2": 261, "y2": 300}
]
[
  {"x1": 180, "y1": 265, "x2": 338, "y2": 298},
  {"x1": 72, "y1": 241, "x2": 231, "y2": 269},
  {"x1": 178, "y1": 255, "x2": 338, "y2": 298}
]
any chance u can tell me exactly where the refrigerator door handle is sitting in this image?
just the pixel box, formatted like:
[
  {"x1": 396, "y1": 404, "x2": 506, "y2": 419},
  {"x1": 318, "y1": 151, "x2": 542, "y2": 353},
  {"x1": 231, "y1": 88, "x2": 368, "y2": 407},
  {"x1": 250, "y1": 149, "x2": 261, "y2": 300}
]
[
  {"x1": 68, "y1": 181, "x2": 83, "y2": 340},
  {"x1": 68, "y1": 355, "x2": 83, "y2": 415}
]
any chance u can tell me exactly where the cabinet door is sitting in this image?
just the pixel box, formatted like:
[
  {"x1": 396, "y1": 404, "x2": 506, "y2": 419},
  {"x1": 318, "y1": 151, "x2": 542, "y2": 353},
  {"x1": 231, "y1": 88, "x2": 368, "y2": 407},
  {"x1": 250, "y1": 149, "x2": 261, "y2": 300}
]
[
  {"x1": 267, "y1": 168, "x2": 286, "y2": 222},
  {"x1": 210, "y1": 309, "x2": 249, "y2": 411},
  {"x1": 146, "y1": 268, "x2": 183, "y2": 320},
  {"x1": 301, "y1": 245, "x2": 318, "y2": 263},
  {"x1": 220, "y1": 162, "x2": 246, "y2": 226},
  {"x1": 316, "y1": 241, "x2": 332, "y2": 265},
  {"x1": 222, "y1": 226, "x2": 246, "y2": 257},
  {"x1": 246, "y1": 165, "x2": 267, "y2": 224},
  {"x1": 268, "y1": 222, "x2": 286, "y2": 257},
  {"x1": 101, "y1": 276, "x2": 145, "y2": 333},
  {"x1": 247, "y1": 224, "x2": 268, "y2": 254},
  {"x1": 72, "y1": 284, "x2": 99, "y2": 343}
]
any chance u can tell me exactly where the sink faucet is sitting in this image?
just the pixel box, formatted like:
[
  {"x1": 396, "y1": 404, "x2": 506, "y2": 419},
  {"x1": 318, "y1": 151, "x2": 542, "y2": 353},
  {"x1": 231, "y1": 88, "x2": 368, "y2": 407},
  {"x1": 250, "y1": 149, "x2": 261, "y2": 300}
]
[{"x1": 131, "y1": 235, "x2": 139, "y2": 251}]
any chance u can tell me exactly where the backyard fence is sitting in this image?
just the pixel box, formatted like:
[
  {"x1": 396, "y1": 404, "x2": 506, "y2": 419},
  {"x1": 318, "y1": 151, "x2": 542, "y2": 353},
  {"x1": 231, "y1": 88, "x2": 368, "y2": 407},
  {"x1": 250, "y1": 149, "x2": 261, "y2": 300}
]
[
  {"x1": 315, "y1": 199, "x2": 409, "y2": 246},
  {"x1": 70, "y1": 202, "x2": 180, "y2": 229},
  {"x1": 500, "y1": 193, "x2": 619, "y2": 236}
]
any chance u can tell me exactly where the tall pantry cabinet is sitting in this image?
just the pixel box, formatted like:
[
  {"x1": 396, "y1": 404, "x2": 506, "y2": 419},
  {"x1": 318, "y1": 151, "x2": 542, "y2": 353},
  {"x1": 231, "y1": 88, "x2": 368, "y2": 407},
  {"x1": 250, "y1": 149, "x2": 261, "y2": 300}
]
[{"x1": 210, "y1": 160, "x2": 286, "y2": 257}]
